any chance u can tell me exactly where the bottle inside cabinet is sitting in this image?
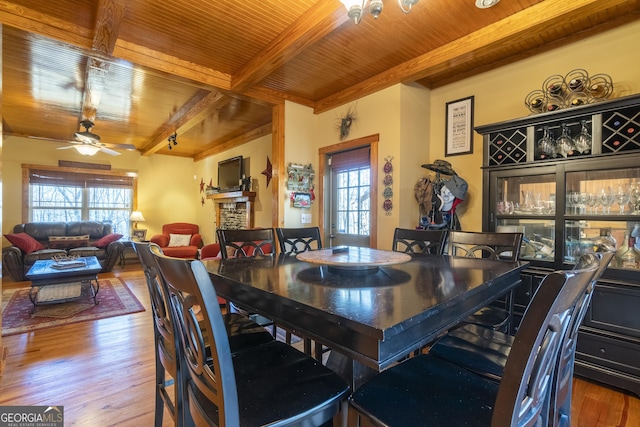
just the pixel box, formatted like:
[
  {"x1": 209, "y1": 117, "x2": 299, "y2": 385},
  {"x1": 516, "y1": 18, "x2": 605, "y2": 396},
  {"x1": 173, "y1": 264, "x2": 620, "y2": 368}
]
[
  {"x1": 564, "y1": 219, "x2": 640, "y2": 268},
  {"x1": 620, "y1": 237, "x2": 639, "y2": 268}
]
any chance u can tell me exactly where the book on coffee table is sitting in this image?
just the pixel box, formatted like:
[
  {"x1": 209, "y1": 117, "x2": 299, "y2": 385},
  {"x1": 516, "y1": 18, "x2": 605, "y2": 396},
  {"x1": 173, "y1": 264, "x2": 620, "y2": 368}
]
[{"x1": 51, "y1": 259, "x2": 87, "y2": 270}]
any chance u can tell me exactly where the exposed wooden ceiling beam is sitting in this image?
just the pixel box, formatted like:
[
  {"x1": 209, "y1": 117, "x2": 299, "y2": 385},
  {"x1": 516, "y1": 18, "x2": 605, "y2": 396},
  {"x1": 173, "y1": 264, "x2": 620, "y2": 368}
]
[
  {"x1": 244, "y1": 86, "x2": 315, "y2": 109},
  {"x1": 313, "y1": 0, "x2": 631, "y2": 114},
  {"x1": 0, "y1": 1, "x2": 92, "y2": 47},
  {"x1": 81, "y1": 0, "x2": 126, "y2": 123},
  {"x1": 140, "y1": 90, "x2": 231, "y2": 156},
  {"x1": 194, "y1": 123, "x2": 272, "y2": 161},
  {"x1": 231, "y1": 0, "x2": 348, "y2": 93},
  {"x1": 114, "y1": 40, "x2": 232, "y2": 91},
  {"x1": 92, "y1": 0, "x2": 126, "y2": 56}
]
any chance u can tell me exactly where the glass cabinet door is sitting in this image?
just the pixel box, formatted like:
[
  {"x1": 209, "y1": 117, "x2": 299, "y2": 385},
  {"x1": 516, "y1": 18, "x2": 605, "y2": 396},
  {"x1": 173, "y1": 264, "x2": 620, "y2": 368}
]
[
  {"x1": 493, "y1": 172, "x2": 556, "y2": 262},
  {"x1": 497, "y1": 218, "x2": 555, "y2": 261},
  {"x1": 496, "y1": 173, "x2": 556, "y2": 216},
  {"x1": 565, "y1": 167, "x2": 640, "y2": 216},
  {"x1": 565, "y1": 166, "x2": 640, "y2": 270}
]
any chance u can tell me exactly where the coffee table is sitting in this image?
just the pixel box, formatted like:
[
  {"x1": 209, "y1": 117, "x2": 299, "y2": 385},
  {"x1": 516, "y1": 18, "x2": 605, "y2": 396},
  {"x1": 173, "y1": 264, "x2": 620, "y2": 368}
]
[{"x1": 25, "y1": 256, "x2": 102, "y2": 313}]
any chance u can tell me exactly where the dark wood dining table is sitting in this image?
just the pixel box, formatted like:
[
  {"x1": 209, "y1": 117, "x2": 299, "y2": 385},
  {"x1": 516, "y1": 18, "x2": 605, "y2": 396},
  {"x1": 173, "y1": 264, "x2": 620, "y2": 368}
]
[{"x1": 203, "y1": 252, "x2": 528, "y2": 389}]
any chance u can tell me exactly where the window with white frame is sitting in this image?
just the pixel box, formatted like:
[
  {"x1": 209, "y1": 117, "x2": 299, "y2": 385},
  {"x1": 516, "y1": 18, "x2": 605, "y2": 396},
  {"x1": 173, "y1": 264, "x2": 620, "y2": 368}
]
[
  {"x1": 26, "y1": 166, "x2": 136, "y2": 238},
  {"x1": 335, "y1": 166, "x2": 371, "y2": 235}
]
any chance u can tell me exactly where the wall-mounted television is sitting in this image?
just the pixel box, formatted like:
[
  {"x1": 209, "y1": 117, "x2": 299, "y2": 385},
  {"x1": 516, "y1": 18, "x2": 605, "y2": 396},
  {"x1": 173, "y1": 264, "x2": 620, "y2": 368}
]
[{"x1": 217, "y1": 155, "x2": 243, "y2": 192}]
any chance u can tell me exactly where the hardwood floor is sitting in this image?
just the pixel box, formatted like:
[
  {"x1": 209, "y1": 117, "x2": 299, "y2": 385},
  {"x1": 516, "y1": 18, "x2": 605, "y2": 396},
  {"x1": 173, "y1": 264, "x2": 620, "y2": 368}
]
[{"x1": 1, "y1": 265, "x2": 639, "y2": 426}]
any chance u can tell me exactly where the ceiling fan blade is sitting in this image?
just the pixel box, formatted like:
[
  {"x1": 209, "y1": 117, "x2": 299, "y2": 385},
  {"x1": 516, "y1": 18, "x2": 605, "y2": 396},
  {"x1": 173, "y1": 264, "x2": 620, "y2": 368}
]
[
  {"x1": 99, "y1": 147, "x2": 121, "y2": 156},
  {"x1": 101, "y1": 142, "x2": 137, "y2": 151},
  {"x1": 56, "y1": 145, "x2": 77, "y2": 150}
]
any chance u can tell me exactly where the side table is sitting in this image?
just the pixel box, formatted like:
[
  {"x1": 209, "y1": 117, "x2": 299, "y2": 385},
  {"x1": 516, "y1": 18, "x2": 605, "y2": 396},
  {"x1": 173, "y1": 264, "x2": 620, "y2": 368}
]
[{"x1": 120, "y1": 240, "x2": 147, "y2": 267}]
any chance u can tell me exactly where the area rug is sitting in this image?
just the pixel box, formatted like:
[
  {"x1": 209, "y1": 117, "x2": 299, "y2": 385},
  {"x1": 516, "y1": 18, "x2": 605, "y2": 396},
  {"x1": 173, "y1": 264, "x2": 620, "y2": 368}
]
[{"x1": 2, "y1": 278, "x2": 146, "y2": 336}]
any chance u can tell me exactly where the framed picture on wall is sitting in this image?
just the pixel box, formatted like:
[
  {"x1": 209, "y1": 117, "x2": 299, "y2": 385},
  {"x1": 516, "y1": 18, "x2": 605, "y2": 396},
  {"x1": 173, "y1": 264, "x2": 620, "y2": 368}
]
[
  {"x1": 445, "y1": 96, "x2": 474, "y2": 157},
  {"x1": 132, "y1": 229, "x2": 147, "y2": 242},
  {"x1": 292, "y1": 192, "x2": 312, "y2": 209}
]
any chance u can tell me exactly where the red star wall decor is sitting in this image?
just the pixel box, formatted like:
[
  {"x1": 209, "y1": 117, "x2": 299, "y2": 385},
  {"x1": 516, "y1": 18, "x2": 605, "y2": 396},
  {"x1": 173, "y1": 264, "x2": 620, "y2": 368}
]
[
  {"x1": 262, "y1": 156, "x2": 273, "y2": 187},
  {"x1": 199, "y1": 178, "x2": 205, "y2": 193}
]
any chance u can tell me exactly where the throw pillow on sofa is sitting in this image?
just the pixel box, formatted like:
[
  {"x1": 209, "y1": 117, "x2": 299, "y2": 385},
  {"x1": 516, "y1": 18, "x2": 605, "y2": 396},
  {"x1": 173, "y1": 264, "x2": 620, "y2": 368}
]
[
  {"x1": 3, "y1": 232, "x2": 46, "y2": 253},
  {"x1": 168, "y1": 233, "x2": 191, "y2": 247},
  {"x1": 49, "y1": 235, "x2": 90, "y2": 249},
  {"x1": 94, "y1": 233, "x2": 123, "y2": 248}
]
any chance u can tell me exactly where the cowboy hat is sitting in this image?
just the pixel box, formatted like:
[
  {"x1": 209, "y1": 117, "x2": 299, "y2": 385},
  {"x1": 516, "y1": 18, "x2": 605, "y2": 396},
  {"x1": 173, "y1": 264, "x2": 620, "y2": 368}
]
[{"x1": 421, "y1": 159, "x2": 456, "y2": 176}]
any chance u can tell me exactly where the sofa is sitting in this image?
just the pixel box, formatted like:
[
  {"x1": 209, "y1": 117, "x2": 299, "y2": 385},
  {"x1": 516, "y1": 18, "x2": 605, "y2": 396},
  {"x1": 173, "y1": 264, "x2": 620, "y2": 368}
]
[
  {"x1": 3, "y1": 221, "x2": 124, "y2": 281},
  {"x1": 149, "y1": 222, "x2": 202, "y2": 259}
]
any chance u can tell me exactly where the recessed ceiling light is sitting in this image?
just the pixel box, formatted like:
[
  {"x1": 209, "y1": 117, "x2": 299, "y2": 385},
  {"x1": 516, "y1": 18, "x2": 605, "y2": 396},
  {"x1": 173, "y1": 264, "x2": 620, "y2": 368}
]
[{"x1": 476, "y1": 0, "x2": 500, "y2": 8}]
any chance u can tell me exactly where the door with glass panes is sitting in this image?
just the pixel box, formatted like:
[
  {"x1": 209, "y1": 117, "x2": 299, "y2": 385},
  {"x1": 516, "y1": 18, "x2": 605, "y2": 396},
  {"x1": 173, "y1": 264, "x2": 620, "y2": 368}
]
[{"x1": 328, "y1": 147, "x2": 371, "y2": 248}]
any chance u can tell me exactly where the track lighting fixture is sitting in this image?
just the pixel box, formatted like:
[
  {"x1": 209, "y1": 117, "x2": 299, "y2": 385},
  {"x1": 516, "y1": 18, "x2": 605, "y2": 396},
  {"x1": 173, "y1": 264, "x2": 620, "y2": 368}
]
[{"x1": 167, "y1": 132, "x2": 178, "y2": 150}]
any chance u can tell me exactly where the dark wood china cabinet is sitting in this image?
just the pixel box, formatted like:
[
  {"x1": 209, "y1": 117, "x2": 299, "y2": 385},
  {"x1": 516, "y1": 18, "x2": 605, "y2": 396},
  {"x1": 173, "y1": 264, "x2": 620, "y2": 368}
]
[{"x1": 477, "y1": 93, "x2": 640, "y2": 397}]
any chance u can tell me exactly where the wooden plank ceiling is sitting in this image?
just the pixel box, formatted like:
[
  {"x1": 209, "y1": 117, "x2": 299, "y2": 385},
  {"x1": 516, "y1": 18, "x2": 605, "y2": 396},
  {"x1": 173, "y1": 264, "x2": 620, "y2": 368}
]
[{"x1": 1, "y1": 0, "x2": 639, "y2": 159}]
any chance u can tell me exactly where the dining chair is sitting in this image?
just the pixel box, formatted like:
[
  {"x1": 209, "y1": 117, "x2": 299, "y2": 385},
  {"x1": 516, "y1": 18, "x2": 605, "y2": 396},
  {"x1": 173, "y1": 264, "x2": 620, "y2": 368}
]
[
  {"x1": 132, "y1": 241, "x2": 181, "y2": 427},
  {"x1": 347, "y1": 255, "x2": 600, "y2": 427},
  {"x1": 275, "y1": 226, "x2": 327, "y2": 360},
  {"x1": 215, "y1": 228, "x2": 278, "y2": 334},
  {"x1": 152, "y1": 250, "x2": 350, "y2": 427},
  {"x1": 134, "y1": 242, "x2": 274, "y2": 426},
  {"x1": 427, "y1": 251, "x2": 613, "y2": 427},
  {"x1": 216, "y1": 228, "x2": 275, "y2": 259},
  {"x1": 392, "y1": 228, "x2": 448, "y2": 254},
  {"x1": 447, "y1": 230, "x2": 524, "y2": 333},
  {"x1": 276, "y1": 226, "x2": 322, "y2": 254}
]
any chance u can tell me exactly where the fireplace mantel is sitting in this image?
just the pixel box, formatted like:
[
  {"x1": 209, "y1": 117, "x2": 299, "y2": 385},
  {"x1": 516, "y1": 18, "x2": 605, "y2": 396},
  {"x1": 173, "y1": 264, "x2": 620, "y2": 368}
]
[{"x1": 206, "y1": 191, "x2": 256, "y2": 230}]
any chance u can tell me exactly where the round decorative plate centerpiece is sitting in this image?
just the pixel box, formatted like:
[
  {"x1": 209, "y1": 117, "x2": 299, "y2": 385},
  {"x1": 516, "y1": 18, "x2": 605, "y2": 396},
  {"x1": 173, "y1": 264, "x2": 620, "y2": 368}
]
[{"x1": 296, "y1": 247, "x2": 411, "y2": 274}]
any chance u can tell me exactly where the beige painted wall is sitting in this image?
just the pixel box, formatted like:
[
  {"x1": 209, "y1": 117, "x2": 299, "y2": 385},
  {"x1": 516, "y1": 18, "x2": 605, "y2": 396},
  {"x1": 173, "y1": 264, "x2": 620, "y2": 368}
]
[
  {"x1": 194, "y1": 133, "x2": 273, "y2": 244},
  {"x1": 283, "y1": 101, "x2": 318, "y2": 228},
  {"x1": 315, "y1": 86, "x2": 400, "y2": 249},
  {"x1": 2, "y1": 136, "x2": 199, "y2": 242},
  {"x1": 312, "y1": 85, "x2": 432, "y2": 250}
]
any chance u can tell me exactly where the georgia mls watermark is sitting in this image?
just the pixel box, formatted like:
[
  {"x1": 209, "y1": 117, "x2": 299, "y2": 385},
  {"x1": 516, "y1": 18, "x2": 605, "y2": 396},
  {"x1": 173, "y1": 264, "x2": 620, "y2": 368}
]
[{"x1": 0, "y1": 406, "x2": 63, "y2": 427}]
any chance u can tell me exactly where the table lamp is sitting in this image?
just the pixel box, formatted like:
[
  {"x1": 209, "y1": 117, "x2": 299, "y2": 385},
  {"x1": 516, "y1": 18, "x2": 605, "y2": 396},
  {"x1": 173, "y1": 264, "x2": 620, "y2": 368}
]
[{"x1": 129, "y1": 211, "x2": 145, "y2": 229}]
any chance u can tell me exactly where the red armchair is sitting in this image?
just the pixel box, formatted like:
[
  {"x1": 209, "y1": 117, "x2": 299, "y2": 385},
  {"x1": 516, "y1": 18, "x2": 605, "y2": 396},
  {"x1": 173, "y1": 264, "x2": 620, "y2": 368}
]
[
  {"x1": 150, "y1": 222, "x2": 202, "y2": 259},
  {"x1": 200, "y1": 243, "x2": 221, "y2": 260}
]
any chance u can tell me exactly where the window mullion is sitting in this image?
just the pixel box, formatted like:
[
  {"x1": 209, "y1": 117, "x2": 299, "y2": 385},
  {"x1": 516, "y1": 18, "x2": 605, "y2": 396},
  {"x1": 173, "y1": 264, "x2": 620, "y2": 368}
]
[{"x1": 82, "y1": 187, "x2": 90, "y2": 220}]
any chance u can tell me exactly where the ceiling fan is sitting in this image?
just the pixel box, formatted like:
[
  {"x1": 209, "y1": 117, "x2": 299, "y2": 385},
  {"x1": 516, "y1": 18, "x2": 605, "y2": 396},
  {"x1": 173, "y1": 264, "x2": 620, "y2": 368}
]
[{"x1": 57, "y1": 119, "x2": 136, "y2": 156}]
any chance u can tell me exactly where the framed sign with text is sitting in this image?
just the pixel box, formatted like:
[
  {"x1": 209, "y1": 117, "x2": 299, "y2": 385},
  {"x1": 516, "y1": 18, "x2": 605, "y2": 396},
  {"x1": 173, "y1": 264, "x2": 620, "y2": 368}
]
[{"x1": 445, "y1": 96, "x2": 474, "y2": 157}]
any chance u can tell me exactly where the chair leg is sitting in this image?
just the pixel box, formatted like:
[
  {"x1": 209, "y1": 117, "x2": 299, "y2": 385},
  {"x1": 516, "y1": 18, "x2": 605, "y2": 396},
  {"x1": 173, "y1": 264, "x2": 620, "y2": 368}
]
[
  {"x1": 315, "y1": 342, "x2": 324, "y2": 362},
  {"x1": 505, "y1": 288, "x2": 515, "y2": 334},
  {"x1": 154, "y1": 363, "x2": 164, "y2": 427}
]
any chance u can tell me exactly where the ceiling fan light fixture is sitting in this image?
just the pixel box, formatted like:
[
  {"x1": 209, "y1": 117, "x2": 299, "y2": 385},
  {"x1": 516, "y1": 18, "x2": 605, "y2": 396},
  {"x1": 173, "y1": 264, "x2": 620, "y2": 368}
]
[
  {"x1": 398, "y1": 0, "x2": 419, "y2": 14},
  {"x1": 340, "y1": 0, "x2": 365, "y2": 24},
  {"x1": 74, "y1": 145, "x2": 101, "y2": 156},
  {"x1": 475, "y1": 0, "x2": 499, "y2": 9},
  {"x1": 370, "y1": 0, "x2": 383, "y2": 19},
  {"x1": 74, "y1": 119, "x2": 101, "y2": 143}
]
